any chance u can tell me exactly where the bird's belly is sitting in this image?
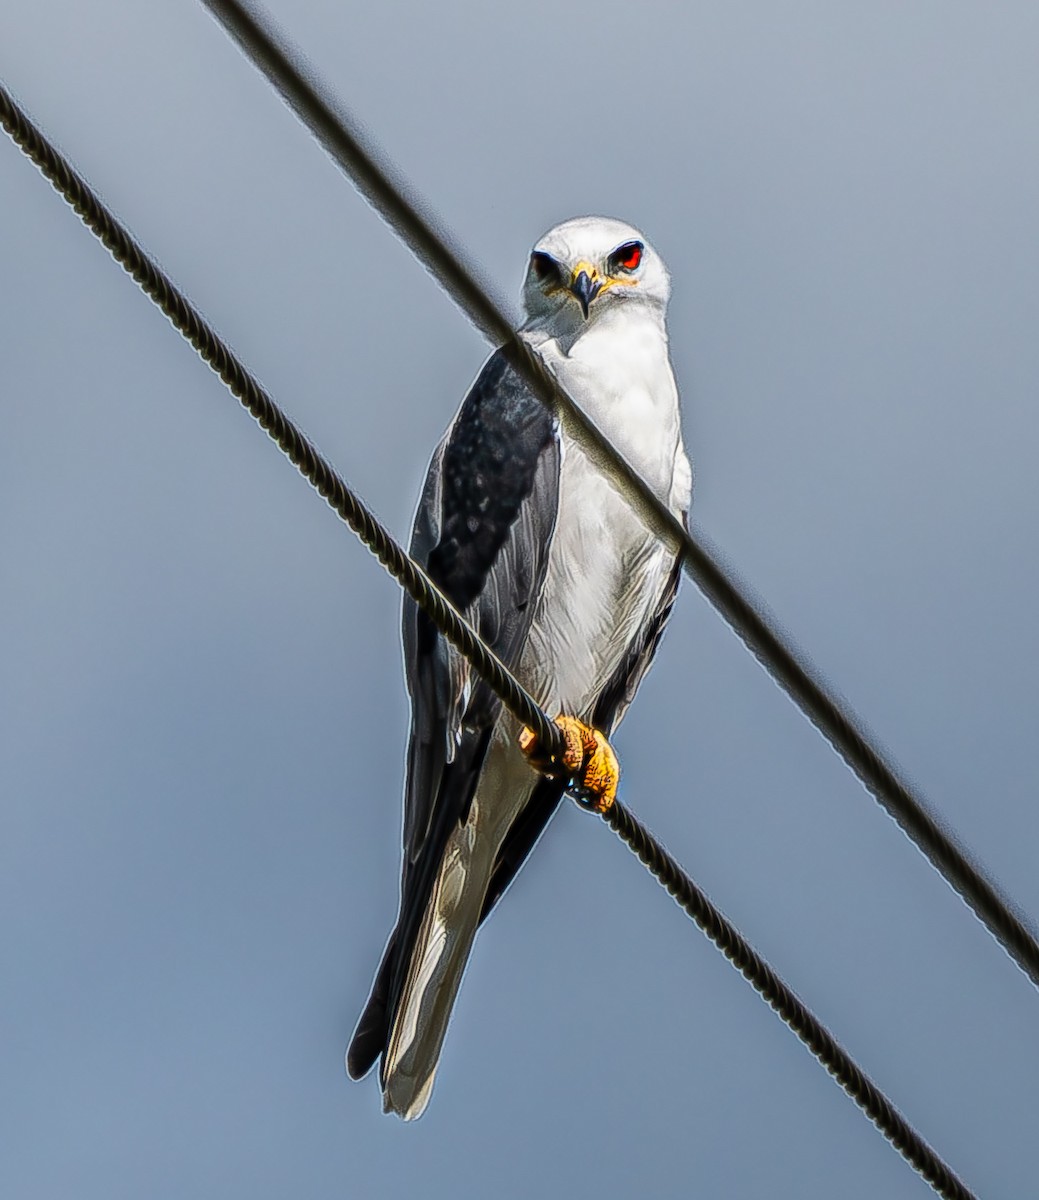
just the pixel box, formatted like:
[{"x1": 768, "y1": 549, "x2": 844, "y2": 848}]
[{"x1": 517, "y1": 444, "x2": 674, "y2": 721}]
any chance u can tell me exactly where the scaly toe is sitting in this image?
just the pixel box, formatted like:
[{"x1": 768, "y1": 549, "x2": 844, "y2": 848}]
[
  {"x1": 569, "y1": 724, "x2": 619, "y2": 814},
  {"x1": 519, "y1": 716, "x2": 619, "y2": 812},
  {"x1": 518, "y1": 717, "x2": 584, "y2": 777}
]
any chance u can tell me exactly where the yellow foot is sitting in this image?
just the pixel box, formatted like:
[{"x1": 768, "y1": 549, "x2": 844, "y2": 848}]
[{"x1": 518, "y1": 715, "x2": 619, "y2": 814}]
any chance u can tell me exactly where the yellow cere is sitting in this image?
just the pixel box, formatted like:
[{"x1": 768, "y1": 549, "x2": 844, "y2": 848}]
[{"x1": 569, "y1": 259, "x2": 638, "y2": 294}]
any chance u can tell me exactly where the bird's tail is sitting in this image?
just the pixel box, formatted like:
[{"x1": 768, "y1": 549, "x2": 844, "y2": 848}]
[
  {"x1": 378, "y1": 809, "x2": 494, "y2": 1119},
  {"x1": 374, "y1": 729, "x2": 536, "y2": 1120}
]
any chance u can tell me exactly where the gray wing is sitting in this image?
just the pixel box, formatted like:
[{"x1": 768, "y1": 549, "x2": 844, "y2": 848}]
[
  {"x1": 347, "y1": 349, "x2": 562, "y2": 1080},
  {"x1": 401, "y1": 350, "x2": 562, "y2": 880}
]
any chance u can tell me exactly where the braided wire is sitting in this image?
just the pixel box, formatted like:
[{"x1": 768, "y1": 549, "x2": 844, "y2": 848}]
[
  {"x1": 1, "y1": 81, "x2": 977, "y2": 1199},
  {"x1": 197, "y1": 0, "x2": 1039, "y2": 993},
  {"x1": 606, "y1": 801, "x2": 975, "y2": 1200},
  {"x1": 0, "y1": 80, "x2": 560, "y2": 760}
]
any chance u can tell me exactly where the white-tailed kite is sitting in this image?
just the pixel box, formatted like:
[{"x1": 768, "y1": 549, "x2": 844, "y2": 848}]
[{"x1": 347, "y1": 216, "x2": 691, "y2": 1119}]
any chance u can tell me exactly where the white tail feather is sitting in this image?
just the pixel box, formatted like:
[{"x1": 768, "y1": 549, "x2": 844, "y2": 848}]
[{"x1": 382, "y1": 728, "x2": 534, "y2": 1119}]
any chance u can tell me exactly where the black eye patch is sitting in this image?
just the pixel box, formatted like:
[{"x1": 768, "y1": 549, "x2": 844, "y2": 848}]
[{"x1": 530, "y1": 251, "x2": 561, "y2": 283}]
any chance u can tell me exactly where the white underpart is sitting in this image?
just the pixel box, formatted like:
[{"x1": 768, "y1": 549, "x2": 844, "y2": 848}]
[
  {"x1": 519, "y1": 306, "x2": 690, "y2": 716},
  {"x1": 382, "y1": 224, "x2": 691, "y2": 1120}
]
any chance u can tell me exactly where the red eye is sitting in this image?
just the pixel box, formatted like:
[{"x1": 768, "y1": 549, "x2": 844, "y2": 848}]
[{"x1": 611, "y1": 241, "x2": 643, "y2": 272}]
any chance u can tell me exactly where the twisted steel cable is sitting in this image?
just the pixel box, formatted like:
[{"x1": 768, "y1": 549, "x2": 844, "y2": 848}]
[
  {"x1": 197, "y1": 0, "x2": 1039, "y2": 993},
  {"x1": 0, "y1": 81, "x2": 560, "y2": 760},
  {"x1": 606, "y1": 801, "x2": 975, "y2": 1200},
  {"x1": 1, "y1": 81, "x2": 976, "y2": 1200}
]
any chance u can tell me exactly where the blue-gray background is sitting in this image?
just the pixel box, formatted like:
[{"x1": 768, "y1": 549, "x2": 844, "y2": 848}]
[{"x1": 2, "y1": 3, "x2": 1037, "y2": 1196}]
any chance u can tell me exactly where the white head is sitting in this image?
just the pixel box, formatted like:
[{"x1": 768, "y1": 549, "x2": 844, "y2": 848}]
[{"x1": 521, "y1": 216, "x2": 671, "y2": 328}]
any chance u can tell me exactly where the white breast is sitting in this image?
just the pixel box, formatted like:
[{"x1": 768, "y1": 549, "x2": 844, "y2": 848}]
[{"x1": 517, "y1": 310, "x2": 691, "y2": 719}]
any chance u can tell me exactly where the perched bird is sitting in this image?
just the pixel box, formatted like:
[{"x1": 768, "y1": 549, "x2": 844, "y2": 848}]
[{"x1": 347, "y1": 216, "x2": 692, "y2": 1119}]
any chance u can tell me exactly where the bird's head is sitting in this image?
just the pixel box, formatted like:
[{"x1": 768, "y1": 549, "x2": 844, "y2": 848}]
[{"x1": 521, "y1": 216, "x2": 670, "y2": 325}]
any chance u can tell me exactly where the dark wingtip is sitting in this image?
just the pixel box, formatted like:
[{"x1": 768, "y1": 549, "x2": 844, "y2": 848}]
[
  {"x1": 347, "y1": 933, "x2": 398, "y2": 1080},
  {"x1": 347, "y1": 988, "x2": 389, "y2": 1080}
]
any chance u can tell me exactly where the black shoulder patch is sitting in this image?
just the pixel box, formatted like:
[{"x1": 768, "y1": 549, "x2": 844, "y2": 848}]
[{"x1": 426, "y1": 350, "x2": 556, "y2": 610}]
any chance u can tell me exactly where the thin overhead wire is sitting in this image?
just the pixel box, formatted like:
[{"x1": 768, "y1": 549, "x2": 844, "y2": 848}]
[
  {"x1": 197, "y1": 0, "x2": 1039, "y2": 994},
  {"x1": 0, "y1": 81, "x2": 976, "y2": 1200},
  {"x1": 0, "y1": 85, "x2": 560, "y2": 764}
]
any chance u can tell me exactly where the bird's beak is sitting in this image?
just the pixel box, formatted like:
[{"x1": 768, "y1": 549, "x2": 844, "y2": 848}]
[{"x1": 569, "y1": 262, "x2": 603, "y2": 319}]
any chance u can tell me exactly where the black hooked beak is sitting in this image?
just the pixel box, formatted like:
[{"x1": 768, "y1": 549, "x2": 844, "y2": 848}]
[{"x1": 570, "y1": 269, "x2": 602, "y2": 319}]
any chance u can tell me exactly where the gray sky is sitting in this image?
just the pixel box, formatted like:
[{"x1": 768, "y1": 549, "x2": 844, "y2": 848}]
[{"x1": 2, "y1": 2, "x2": 1038, "y2": 1196}]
